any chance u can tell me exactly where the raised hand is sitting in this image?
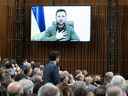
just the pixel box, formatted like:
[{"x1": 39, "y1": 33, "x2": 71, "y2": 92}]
[{"x1": 56, "y1": 30, "x2": 67, "y2": 40}]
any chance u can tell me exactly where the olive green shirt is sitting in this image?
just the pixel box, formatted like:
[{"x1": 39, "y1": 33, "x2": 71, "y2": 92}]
[{"x1": 41, "y1": 21, "x2": 80, "y2": 41}]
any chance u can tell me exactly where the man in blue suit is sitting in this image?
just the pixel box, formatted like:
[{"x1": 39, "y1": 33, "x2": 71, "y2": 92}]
[{"x1": 43, "y1": 50, "x2": 60, "y2": 85}]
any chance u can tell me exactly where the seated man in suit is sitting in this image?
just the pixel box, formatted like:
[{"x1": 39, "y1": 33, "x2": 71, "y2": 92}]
[{"x1": 41, "y1": 9, "x2": 80, "y2": 41}]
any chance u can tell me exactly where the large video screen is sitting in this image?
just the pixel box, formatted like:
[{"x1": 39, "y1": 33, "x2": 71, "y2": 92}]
[{"x1": 31, "y1": 6, "x2": 91, "y2": 41}]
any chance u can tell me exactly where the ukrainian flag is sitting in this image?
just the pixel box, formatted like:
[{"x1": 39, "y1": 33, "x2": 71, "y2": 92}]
[{"x1": 32, "y1": 6, "x2": 45, "y2": 32}]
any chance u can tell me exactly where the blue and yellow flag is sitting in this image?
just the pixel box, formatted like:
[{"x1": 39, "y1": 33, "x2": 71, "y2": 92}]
[{"x1": 32, "y1": 6, "x2": 45, "y2": 32}]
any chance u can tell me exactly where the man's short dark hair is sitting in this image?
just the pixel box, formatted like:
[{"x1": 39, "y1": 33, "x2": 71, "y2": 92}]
[
  {"x1": 56, "y1": 9, "x2": 67, "y2": 16},
  {"x1": 48, "y1": 50, "x2": 60, "y2": 61}
]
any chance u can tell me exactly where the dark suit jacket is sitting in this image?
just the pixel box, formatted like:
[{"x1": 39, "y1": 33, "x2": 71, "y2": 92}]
[{"x1": 43, "y1": 62, "x2": 60, "y2": 85}]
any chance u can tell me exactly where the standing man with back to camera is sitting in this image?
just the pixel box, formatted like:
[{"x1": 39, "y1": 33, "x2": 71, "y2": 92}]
[
  {"x1": 43, "y1": 50, "x2": 60, "y2": 85},
  {"x1": 42, "y1": 9, "x2": 80, "y2": 41}
]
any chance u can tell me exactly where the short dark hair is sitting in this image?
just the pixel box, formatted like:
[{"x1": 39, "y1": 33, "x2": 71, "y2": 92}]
[
  {"x1": 56, "y1": 9, "x2": 67, "y2": 16},
  {"x1": 48, "y1": 50, "x2": 60, "y2": 61},
  {"x1": 74, "y1": 88, "x2": 87, "y2": 96}
]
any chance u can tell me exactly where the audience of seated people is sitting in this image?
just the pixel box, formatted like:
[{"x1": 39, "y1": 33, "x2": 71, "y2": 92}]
[{"x1": 0, "y1": 57, "x2": 128, "y2": 96}]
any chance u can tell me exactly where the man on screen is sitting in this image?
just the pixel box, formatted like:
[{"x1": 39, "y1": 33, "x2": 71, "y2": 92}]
[{"x1": 41, "y1": 9, "x2": 80, "y2": 41}]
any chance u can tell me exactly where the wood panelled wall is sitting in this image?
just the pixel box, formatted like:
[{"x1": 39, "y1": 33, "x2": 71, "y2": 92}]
[
  {"x1": 24, "y1": 0, "x2": 108, "y2": 74},
  {"x1": 0, "y1": 0, "x2": 8, "y2": 58},
  {"x1": 120, "y1": 6, "x2": 128, "y2": 77},
  {"x1": 0, "y1": 0, "x2": 128, "y2": 75}
]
